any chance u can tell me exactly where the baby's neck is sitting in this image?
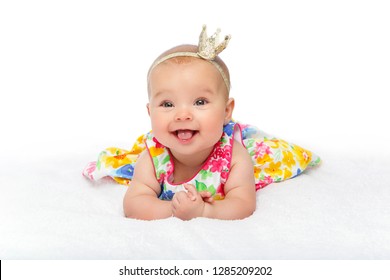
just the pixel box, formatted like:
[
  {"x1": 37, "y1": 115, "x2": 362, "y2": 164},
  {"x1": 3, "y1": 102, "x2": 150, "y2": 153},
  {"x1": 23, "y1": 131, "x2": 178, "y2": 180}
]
[{"x1": 169, "y1": 147, "x2": 213, "y2": 183}]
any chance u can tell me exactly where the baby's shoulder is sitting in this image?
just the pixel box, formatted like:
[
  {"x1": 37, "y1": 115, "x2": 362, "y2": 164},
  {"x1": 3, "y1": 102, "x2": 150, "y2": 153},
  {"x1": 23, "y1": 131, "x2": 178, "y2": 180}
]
[
  {"x1": 132, "y1": 150, "x2": 161, "y2": 192},
  {"x1": 231, "y1": 139, "x2": 252, "y2": 165},
  {"x1": 223, "y1": 139, "x2": 256, "y2": 194}
]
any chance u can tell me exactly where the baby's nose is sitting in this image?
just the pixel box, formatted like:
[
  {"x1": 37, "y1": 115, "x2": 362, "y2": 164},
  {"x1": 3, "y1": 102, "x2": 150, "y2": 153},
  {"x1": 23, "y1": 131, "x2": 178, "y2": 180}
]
[{"x1": 175, "y1": 108, "x2": 193, "y2": 121}]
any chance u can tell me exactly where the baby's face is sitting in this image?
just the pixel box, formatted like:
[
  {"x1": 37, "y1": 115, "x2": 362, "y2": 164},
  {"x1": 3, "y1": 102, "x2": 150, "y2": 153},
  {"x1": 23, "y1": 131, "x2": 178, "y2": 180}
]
[{"x1": 147, "y1": 58, "x2": 234, "y2": 157}]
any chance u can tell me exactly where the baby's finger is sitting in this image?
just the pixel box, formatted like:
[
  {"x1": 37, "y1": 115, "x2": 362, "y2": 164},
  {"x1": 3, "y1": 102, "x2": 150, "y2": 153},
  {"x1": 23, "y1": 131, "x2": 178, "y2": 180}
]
[
  {"x1": 183, "y1": 184, "x2": 197, "y2": 201},
  {"x1": 172, "y1": 194, "x2": 181, "y2": 208},
  {"x1": 199, "y1": 191, "x2": 214, "y2": 203},
  {"x1": 199, "y1": 191, "x2": 211, "y2": 198}
]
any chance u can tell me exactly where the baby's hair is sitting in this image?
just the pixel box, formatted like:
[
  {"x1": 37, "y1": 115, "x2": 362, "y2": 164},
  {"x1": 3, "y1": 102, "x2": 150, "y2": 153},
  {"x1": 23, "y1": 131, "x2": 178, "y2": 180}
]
[{"x1": 147, "y1": 44, "x2": 231, "y2": 97}]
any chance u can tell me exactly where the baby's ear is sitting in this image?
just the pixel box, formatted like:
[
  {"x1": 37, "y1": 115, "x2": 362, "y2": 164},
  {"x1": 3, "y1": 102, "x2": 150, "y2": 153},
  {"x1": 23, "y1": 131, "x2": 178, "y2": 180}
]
[
  {"x1": 146, "y1": 103, "x2": 151, "y2": 116},
  {"x1": 224, "y1": 98, "x2": 235, "y2": 124}
]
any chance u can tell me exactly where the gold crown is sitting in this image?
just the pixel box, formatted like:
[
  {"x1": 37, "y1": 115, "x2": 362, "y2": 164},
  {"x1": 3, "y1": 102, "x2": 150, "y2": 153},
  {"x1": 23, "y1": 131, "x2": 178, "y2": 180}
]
[{"x1": 197, "y1": 25, "x2": 231, "y2": 60}]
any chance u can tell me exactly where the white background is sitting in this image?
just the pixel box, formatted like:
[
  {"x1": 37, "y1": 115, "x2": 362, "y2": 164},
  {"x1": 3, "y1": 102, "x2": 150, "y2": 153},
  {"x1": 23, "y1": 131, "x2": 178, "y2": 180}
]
[
  {"x1": 1, "y1": 1, "x2": 390, "y2": 278},
  {"x1": 1, "y1": 0, "x2": 389, "y2": 160}
]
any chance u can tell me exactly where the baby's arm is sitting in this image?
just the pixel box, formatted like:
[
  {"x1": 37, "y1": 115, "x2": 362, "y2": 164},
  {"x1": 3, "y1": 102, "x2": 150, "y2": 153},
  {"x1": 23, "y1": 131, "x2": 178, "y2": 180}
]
[
  {"x1": 202, "y1": 140, "x2": 256, "y2": 220},
  {"x1": 123, "y1": 151, "x2": 172, "y2": 220}
]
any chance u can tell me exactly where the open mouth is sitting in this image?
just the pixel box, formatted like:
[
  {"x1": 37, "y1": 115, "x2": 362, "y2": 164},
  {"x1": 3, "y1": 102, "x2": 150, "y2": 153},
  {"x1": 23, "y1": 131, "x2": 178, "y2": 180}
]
[{"x1": 173, "y1": 129, "x2": 198, "y2": 142}]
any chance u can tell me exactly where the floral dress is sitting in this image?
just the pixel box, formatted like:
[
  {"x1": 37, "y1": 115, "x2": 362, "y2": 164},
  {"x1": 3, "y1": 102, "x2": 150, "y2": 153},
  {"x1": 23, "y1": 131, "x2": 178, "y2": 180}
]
[{"x1": 83, "y1": 121, "x2": 321, "y2": 200}]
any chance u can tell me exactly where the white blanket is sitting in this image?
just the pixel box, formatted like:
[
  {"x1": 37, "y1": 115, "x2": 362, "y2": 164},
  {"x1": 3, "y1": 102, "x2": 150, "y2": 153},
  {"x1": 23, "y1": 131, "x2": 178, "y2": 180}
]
[{"x1": 1, "y1": 150, "x2": 389, "y2": 259}]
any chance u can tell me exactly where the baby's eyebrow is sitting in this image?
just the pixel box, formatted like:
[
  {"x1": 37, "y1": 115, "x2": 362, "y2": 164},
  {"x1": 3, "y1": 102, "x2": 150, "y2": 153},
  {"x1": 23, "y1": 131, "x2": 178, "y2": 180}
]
[
  {"x1": 197, "y1": 87, "x2": 216, "y2": 95},
  {"x1": 151, "y1": 90, "x2": 172, "y2": 99}
]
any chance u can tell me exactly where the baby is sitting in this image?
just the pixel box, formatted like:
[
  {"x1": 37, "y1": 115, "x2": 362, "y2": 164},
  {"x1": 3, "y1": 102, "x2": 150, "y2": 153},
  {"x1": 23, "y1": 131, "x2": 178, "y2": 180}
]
[{"x1": 83, "y1": 26, "x2": 320, "y2": 221}]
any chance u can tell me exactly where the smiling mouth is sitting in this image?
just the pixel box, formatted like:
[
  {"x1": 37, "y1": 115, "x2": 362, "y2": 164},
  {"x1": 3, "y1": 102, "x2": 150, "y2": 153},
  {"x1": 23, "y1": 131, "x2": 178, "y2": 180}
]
[{"x1": 174, "y1": 130, "x2": 198, "y2": 141}]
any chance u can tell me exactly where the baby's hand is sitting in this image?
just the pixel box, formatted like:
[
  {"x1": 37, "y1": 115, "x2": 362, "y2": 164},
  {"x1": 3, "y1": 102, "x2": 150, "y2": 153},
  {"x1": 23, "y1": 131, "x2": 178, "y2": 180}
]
[
  {"x1": 171, "y1": 184, "x2": 205, "y2": 220},
  {"x1": 184, "y1": 184, "x2": 214, "y2": 204},
  {"x1": 198, "y1": 191, "x2": 214, "y2": 203}
]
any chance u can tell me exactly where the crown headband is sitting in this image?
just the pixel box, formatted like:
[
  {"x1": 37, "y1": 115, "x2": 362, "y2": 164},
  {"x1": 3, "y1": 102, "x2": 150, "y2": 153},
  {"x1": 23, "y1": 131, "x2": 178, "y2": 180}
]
[{"x1": 150, "y1": 25, "x2": 231, "y2": 91}]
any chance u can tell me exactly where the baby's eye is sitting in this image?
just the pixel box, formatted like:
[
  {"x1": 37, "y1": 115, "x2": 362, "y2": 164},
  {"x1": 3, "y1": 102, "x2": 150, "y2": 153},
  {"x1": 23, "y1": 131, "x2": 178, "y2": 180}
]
[
  {"x1": 161, "y1": 101, "x2": 174, "y2": 108},
  {"x1": 194, "y1": 99, "x2": 208, "y2": 106}
]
